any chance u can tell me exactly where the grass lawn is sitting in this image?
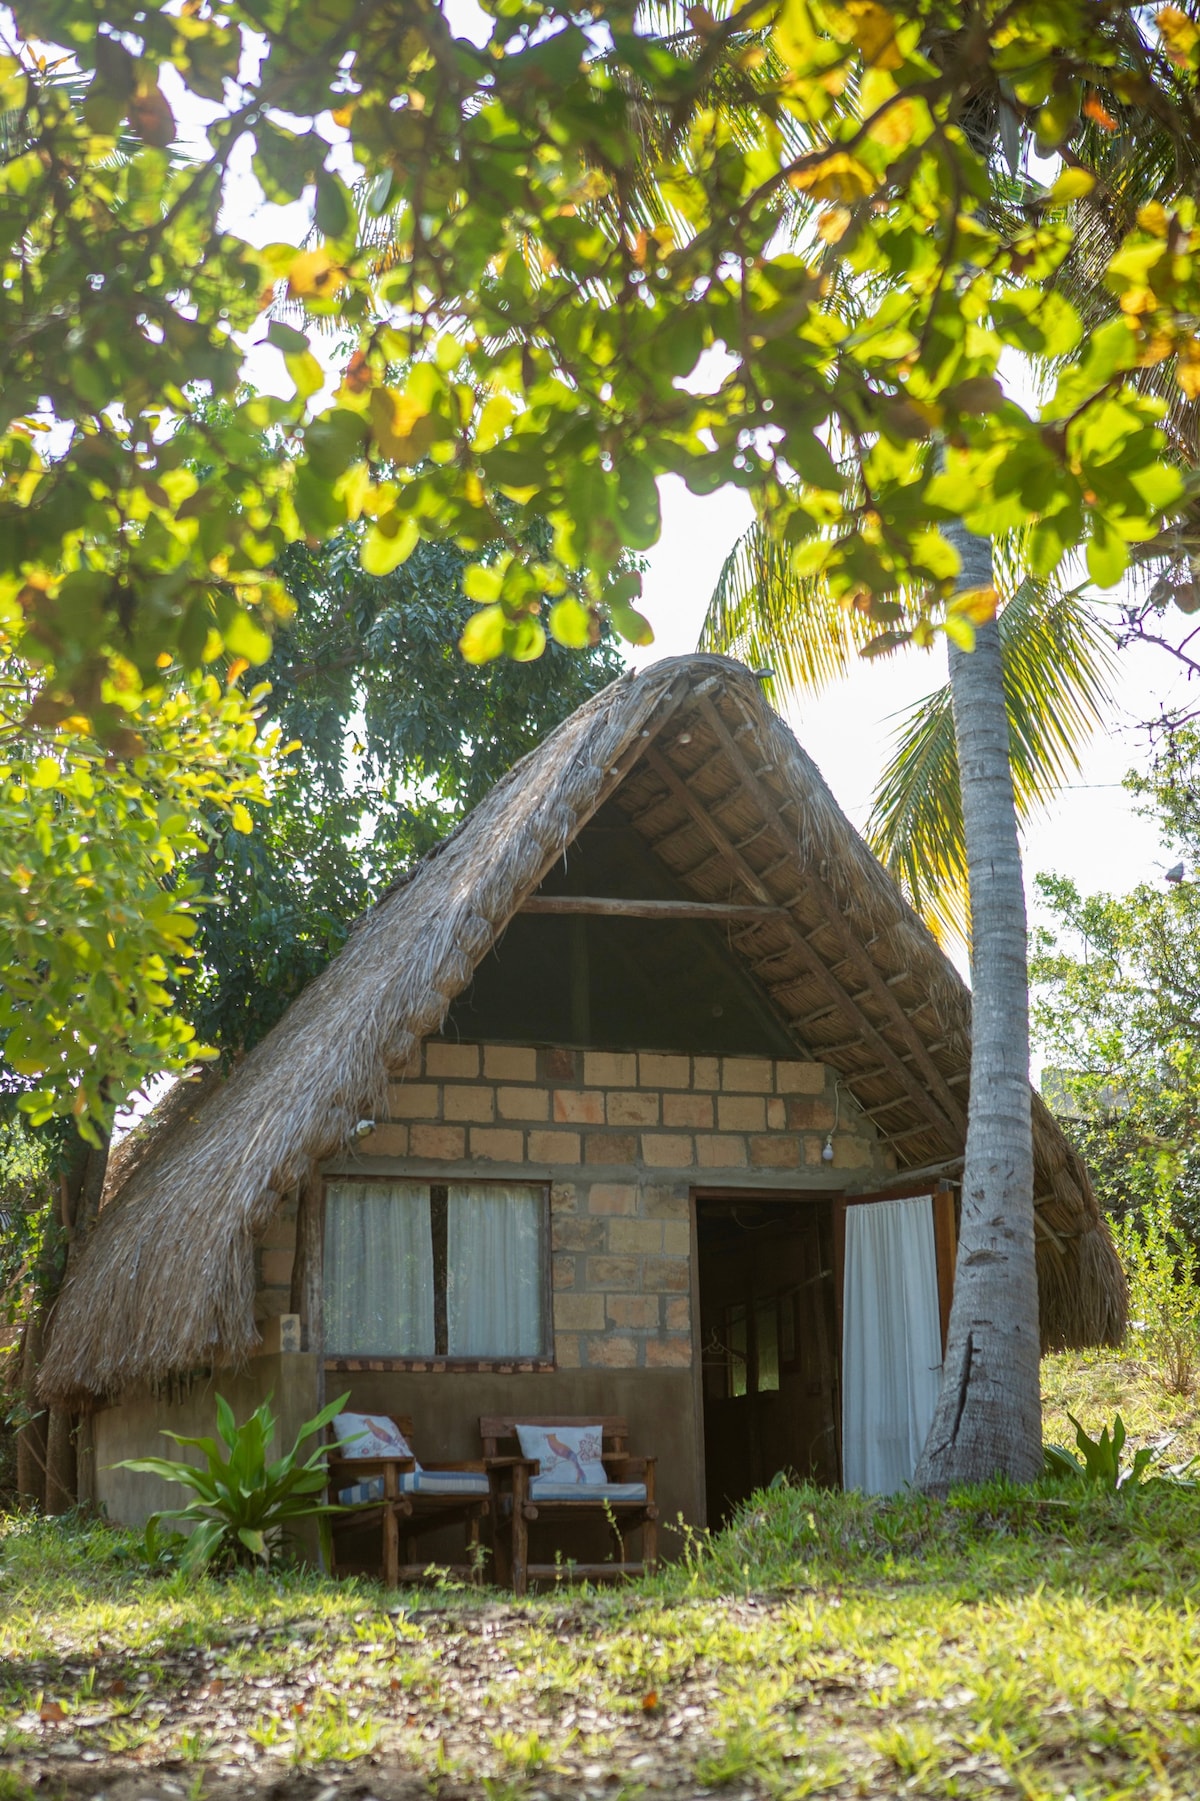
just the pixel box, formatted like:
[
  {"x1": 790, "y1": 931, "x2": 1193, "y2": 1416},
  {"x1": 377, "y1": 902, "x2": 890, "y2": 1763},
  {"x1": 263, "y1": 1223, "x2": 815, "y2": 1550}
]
[{"x1": 2, "y1": 1353, "x2": 1199, "y2": 1801}]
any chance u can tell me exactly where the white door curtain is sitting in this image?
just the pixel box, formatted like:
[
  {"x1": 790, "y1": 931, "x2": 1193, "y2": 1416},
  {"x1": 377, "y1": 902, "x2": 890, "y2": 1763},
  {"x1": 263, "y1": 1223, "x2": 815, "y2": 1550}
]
[{"x1": 841, "y1": 1194, "x2": 944, "y2": 1494}]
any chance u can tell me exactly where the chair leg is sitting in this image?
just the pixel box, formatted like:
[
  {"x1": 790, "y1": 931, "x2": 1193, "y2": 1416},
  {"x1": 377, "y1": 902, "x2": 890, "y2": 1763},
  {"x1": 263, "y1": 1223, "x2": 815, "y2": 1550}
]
[
  {"x1": 642, "y1": 1512, "x2": 658, "y2": 1576},
  {"x1": 383, "y1": 1505, "x2": 400, "y2": 1587},
  {"x1": 512, "y1": 1505, "x2": 529, "y2": 1598}
]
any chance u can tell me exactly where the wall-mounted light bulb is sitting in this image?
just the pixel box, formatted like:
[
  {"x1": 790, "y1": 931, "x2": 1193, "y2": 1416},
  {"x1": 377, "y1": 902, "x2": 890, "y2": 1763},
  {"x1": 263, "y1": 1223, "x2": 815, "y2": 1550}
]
[{"x1": 821, "y1": 1135, "x2": 835, "y2": 1163}]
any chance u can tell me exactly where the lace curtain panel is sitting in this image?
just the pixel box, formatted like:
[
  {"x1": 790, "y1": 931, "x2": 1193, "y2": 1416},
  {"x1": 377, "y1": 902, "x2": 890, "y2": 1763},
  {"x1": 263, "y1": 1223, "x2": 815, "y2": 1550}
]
[
  {"x1": 324, "y1": 1180, "x2": 435, "y2": 1356},
  {"x1": 323, "y1": 1179, "x2": 544, "y2": 1357},
  {"x1": 841, "y1": 1194, "x2": 944, "y2": 1494},
  {"x1": 447, "y1": 1182, "x2": 544, "y2": 1356}
]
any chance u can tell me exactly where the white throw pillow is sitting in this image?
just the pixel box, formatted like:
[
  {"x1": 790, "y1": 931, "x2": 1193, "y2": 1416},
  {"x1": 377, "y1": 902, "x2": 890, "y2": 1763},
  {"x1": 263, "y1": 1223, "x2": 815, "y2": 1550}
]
[
  {"x1": 515, "y1": 1422, "x2": 607, "y2": 1485},
  {"x1": 332, "y1": 1412, "x2": 414, "y2": 1460}
]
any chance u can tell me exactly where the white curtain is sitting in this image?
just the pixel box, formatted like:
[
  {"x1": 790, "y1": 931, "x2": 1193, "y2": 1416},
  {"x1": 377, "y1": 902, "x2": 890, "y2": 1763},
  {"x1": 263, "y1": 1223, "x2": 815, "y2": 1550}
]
[
  {"x1": 842, "y1": 1195, "x2": 943, "y2": 1494},
  {"x1": 324, "y1": 1181, "x2": 434, "y2": 1356},
  {"x1": 447, "y1": 1183, "x2": 543, "y2": 1356}
]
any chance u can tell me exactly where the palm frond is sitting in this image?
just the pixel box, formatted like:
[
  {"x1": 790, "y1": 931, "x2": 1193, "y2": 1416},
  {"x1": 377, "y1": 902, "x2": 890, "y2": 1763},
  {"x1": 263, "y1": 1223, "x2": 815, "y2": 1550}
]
[
  {"x1": 867, "y1": 580, "x2": 1118, "y2": 943},
  {"x1": 698, "y1": 520, "x2": 886, "y2": 700}
]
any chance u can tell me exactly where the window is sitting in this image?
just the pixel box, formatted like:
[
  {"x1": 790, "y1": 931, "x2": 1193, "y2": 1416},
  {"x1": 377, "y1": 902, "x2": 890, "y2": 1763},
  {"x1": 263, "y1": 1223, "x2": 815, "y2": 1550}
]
[{"x1": 324, "y1": 1179, "x2": 548, "y2": 1360}]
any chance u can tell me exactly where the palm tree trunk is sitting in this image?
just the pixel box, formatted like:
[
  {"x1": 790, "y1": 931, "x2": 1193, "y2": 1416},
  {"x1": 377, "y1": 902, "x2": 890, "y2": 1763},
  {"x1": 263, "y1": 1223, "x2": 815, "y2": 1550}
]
[{"x1": 913, "y1": 522, "x2": 1042, "y2": 1493}]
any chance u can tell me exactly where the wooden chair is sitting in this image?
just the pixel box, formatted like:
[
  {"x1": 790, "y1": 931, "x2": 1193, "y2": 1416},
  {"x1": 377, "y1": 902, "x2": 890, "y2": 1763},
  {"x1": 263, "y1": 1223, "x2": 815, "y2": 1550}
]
[
  {"x1": 327, "y1": 1412, "x2": 492, "y2": 1586},
  {"x1": 480, "y1": 1415, "x2": 658, "y2": 1597}
]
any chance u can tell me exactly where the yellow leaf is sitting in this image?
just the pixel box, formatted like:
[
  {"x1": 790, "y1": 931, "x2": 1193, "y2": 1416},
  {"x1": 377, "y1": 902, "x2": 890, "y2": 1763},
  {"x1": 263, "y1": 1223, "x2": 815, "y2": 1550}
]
[
  {"x1": 1177, "y1": 349, "x2": 1200, "y2": 400},
  {"x1": 1137, "y1": 202, "x2": 1171, "y2": 237},
  {"x1": 368, "y1": 387, "x2": 437, "y2": 465},
  {"x1": 1048, "y1": 167, "x2": 1096, "y2": 204},
  {"x1": 867, "y1": 96, "x2": 915, "y2": 150},
  {"x1": 817, "y1": 206, "x2": 851, "y2": 244},
  {"x1": 231, "y1": 801, "x2": 254, "y2": 833},
  {"x1": 287, "y1": 249, "x2": 346, "y2": 299},
  {"x1": 459, "y1": 604, "x2": 507, "y2": 664},
  {"x1": 846, "y1": 0, "x2": 902, "y2": 68},
  {"x1": 948, "y1": 585, "x2": 998, "y2": 625},
  {"x1": 789, "y1": 152, "x2": 877, "y2": 203}
]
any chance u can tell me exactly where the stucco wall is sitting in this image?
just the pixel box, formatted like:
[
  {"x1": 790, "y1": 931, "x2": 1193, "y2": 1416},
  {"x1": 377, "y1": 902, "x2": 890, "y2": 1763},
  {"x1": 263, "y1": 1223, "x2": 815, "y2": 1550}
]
[{"x1": 95, "y1": 1353, "x2": 320, "y2": 1530}]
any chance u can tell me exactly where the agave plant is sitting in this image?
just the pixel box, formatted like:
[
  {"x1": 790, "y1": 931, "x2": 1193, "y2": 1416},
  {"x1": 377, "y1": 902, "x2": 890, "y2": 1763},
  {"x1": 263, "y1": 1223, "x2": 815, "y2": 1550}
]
[
  {"x1": 1044, "y1": 1411, "x2": 1198, "y2": 1492},
  {"x1": 116, "y1": 1390, "x2": 350, "y2": 1573}
]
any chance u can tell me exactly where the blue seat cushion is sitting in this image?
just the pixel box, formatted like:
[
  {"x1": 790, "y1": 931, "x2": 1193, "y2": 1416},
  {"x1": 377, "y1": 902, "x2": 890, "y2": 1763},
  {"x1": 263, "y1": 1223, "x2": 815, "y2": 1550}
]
[
  {"x1": 338, "y1": 1470, "x2": 489, "y2": 1505},
  {"x1": 530, "y1": 1478, "x2": 647, "y2": 1503}
]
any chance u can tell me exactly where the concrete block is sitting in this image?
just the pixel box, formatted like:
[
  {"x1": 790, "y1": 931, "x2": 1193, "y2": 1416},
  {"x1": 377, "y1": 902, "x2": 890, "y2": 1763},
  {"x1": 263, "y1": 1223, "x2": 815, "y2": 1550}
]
[
  {"x1": 261, "y1": 1248, "x2": 293, "y2": 1288},
  {"x1": 641, "y1": 1133, "x2": 695, "y2": 1168},
  {"x1": 388, "y1": 1083, "x2": 440, "y2": 1120},
  {"x1": 410, "y1": 1124, "x2": 466, "y2": 1160},
  {"x1": 497, "y1": 1085, "x2": 549, "y2": 1121},
  {"x1": 583, "y1": 1051, "x2": 637, "y2": 1086},
  {"x1": 766, "y1": 1098, "x2": 787, "y2": 1130},
  {"x1": 555, "y1": 1333, "x2": 582, "y2": 1369},
  {"x1": 646, "y1": 1337, "x2": 692, "y2": 1368},
  {"x1": 643, "y1": 1185, "x2": 689, "y2": 1219},
  {"x1": 643, "y1": 1256, "x2": 690, "y2": 1292},
  {"x1": 484, "y1": 1045, "x2": 538, "y2": 1082},
  {"x1": 834, "y1": 1135, "x2": 873, "y2": 1169},
  {"x1": 355, "y1": 1123, "x2": 409, "y2": 1157},
  {"x1": 586, "y1": 1334, "x2": 639, "y2": 1368},
  {"x1": 528, "y1": 1129, "x2": 581, "y2": 1164},
  {"x1": 607, "y1": 1218, "x2": 664, "y2": 1255},
  {"x1": 721, "y1": 1057, "x2": 773, "y2": 1092},
  {"x1": 665, "y1": 1296, "x2": 691, "y2": 1332},
  {"x1": 787, "y1": 1096, "x2": 836, "y2": 1131},
  {"x1": 718, "y1": 1094, "x2": 766, "y2": 1132},
  {"x1": 545, "y1": 1047, "x2": 578, "y2": 1081},
  {"x1": 776, "y1": 1060, "x2": 827, "y2": 1094},
  {"x1": 585, "y1": 1131, "x2": 638, "y2": 1165},
  {"x1": 663, "y1": 1092, "x2": 713, "y2": 1129},
  {"x1": 469, "y1": 1127, "x2": 525, "y2": 1161},
  {"x1": 696, "y1": 1134, "x2": 748, "y2": 1168},
  {"x1": 553, "y1": 1291, "x2": 606, "y2": 1332},
  {"x1": 692, "y1": 1056, "x2": 720, "y2": 1091},
  {"x1": 586, "y1": 1254, "x2": 639, "y2": 1290},
  {"x1": 552, "y1": 1253, "x2": 576, "y2": 1290},
  {"x1": 552, "y1": 1216, "x2": 606, "y2": 1252},
  {"x1": 444, "y1": 1084, "x2": 495, "y2": 1122},
  {"x1": 553, "y1": 1089, "x2": 606, "y2": 1125},
  {"x1": 607, "y1": 1294, "x2": 660, "y2": 1329},
  {"x1": 425, "y1": 1042, "x2": 479, "y2": 1079},
  {"x1": 587, "y1": 1182, "x2": 638, "y2": 1215},
  {"x1": 607, "y1": 1090, "x2": 659, "y2": 1126},
  {"x1": 662, "y1": 1220, "x2": 691, "y2": 1255},
  {"x1": 639, "y1": 1053, "x2": 690, "y2": 1088},
  {"x1": 749, "y1": 1133, "x2": 802, "y2": 1169},
  {"x1": 551, "y1": 1182, "x2": 580, "y2": 1213}
]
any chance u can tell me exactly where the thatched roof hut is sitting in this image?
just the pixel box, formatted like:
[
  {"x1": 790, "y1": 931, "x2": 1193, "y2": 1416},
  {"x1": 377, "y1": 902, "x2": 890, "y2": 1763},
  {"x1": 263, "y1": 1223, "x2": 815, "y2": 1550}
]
[{"x1": 39, "y1": 654, "x2": 1125, "y2": 1406}]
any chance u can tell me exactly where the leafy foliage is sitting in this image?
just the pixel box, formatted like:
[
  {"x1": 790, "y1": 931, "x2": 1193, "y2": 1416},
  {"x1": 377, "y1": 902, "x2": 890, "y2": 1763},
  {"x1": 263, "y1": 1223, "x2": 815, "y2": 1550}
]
[
  {"x1": 182, "y1": 528, "x2": 623, "y2": 1058},
  {"x1": 0, "y1": 655, "x2": 278, "y2": 1133},
  {"x1": 1032, "y1": 726, "x2": 1200, "y2": 1241},
  {"x1": 1044, "y1": 1409, "x2": 1197, "y2": 1490},
  {"x1": 1112, "y1": 1193, "x2": 1200, "y2": 1396},
  {"x1": 116, "y1": 1391, "x2": 350, "y2": 1574},
  {"x1": 2, "y1": 0, "x2": 1195, "y2": 729}
]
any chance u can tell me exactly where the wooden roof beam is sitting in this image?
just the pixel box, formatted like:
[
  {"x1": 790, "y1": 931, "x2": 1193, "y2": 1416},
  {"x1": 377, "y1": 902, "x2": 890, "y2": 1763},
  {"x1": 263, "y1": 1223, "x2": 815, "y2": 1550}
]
[
  {"x1": 519, "y1": 896, "x2": 785, "y2": 923},
  {"x1": 642, "y1": 744, "x2": 959, "y2": 1149}
]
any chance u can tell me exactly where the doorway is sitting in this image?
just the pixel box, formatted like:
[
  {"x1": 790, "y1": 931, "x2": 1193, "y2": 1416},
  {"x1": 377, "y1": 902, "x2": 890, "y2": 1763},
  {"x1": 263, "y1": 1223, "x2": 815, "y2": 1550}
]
[{"x1": 696, "y1": 1194, "x2": 840, "y2": 1526}]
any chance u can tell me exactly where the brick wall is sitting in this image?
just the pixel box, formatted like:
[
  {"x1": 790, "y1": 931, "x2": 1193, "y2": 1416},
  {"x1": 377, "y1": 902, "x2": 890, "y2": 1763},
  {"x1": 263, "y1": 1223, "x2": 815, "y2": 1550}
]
[{"x1": 257, "y1": 1042, "x2": 893, "y2": 1371}]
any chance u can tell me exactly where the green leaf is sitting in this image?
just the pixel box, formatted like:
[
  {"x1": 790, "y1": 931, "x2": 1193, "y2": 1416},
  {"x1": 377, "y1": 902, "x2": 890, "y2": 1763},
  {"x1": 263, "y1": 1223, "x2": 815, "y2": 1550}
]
[
  {"x1": 361, "y1": 517, "x2": 419, "y2": 576},
  {"x1": 548, "y1": 596, "x2": 593, "y2": 648},
  {"x1": 459, "y1": 604, "x2": 508, "y2": 663},
  {"x1": 1086, "y1": 520, "x2": 1128, "y2": 588}
]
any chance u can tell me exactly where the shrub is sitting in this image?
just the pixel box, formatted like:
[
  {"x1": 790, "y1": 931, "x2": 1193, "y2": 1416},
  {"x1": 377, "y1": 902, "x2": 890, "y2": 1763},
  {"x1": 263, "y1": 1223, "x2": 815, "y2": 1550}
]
[
  {"x1": 115, "y1": 1390, "x2": 348, "y2": 1573},
  {"x1": 1113, "y1": 1193, "x2": 1200, "y2": 1394},
  {"x1": 1044, "y1": 1411, "x2": 1196, "y2": 1491}
]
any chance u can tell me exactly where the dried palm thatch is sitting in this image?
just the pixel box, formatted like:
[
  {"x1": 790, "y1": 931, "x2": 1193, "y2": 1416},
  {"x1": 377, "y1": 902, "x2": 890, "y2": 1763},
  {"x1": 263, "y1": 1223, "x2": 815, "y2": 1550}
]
[{"x1": 39, "y1": 655, "x2": 1125, "y2": 1405}]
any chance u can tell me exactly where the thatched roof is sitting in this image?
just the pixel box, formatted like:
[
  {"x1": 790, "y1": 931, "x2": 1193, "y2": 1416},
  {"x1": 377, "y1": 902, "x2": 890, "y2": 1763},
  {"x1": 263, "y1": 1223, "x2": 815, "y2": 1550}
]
[{"x1": 39, "y1": 655, "x2": 1125, "y2": 1405}]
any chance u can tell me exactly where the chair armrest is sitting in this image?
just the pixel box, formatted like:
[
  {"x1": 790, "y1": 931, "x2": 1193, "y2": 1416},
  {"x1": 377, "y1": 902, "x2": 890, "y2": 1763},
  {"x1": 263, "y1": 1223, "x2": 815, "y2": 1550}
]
[
  {"x1": 421, "y1": 1460, "x2": 489, "y2": 1473},
  {"x1": 483, "y1": 1455, "x2": 540, "y2": 1473}
]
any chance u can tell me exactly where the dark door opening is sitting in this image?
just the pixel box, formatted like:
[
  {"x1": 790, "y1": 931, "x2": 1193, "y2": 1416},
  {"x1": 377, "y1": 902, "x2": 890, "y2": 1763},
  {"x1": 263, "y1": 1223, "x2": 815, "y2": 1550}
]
[{"x1": 696, "y1": 1195, "x2": 840, "y2": 1526}]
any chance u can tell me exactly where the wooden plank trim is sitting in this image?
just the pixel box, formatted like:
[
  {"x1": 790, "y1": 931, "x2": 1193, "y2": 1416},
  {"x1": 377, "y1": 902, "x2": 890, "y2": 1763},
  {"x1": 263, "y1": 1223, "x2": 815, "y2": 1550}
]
[
  {"x1": 519, "y1": 896, "x2": 785, "y2": 922},
  {"x1": 696, "y1": 694, "x2": 968, "y2": 1139},
  {"x1": 642, "y1": 743, "x2": 957, "y2": 1147}
]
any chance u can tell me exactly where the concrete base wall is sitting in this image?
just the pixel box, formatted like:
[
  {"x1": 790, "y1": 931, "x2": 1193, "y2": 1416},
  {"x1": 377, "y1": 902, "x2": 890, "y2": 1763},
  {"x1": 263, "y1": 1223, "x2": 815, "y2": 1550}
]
[{"x1": 95, "y1": 1354, "x2": 320, "y2": 1530}]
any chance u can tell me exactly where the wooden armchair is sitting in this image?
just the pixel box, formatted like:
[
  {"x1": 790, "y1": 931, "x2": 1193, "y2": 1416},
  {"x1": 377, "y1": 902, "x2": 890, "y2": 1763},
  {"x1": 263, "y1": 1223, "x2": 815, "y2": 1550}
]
[
  {"x1": 327, "y1": 1412, "x2": 492, "y2": 1586},
  {"x1": 480, "y1": 1415, "x2": 658, "y2": 1597}
]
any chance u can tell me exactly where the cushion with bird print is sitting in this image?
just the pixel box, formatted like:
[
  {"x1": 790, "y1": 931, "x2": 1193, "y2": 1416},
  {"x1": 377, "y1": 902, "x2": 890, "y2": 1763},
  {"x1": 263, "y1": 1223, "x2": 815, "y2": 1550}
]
[
  {"x1": 515, "y1": 1422, "x2": 607, "y2": 1485},
  {"x1": 332, "y1": 1412, "x2": 416, "y2": 1462}
]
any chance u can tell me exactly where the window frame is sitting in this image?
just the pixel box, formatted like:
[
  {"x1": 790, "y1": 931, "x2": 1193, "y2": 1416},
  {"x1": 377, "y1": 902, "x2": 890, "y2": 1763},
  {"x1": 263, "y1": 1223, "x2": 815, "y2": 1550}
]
[{"x1": 321, "y1": 1174, "x2": 555, "y2": 1374}]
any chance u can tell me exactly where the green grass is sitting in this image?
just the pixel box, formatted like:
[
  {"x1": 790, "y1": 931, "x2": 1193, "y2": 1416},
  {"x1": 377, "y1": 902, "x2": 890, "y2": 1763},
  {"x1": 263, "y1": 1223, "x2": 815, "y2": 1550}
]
[{"x1": 3, "y1": 1353, "x2": 1200, "y2": 1798}]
